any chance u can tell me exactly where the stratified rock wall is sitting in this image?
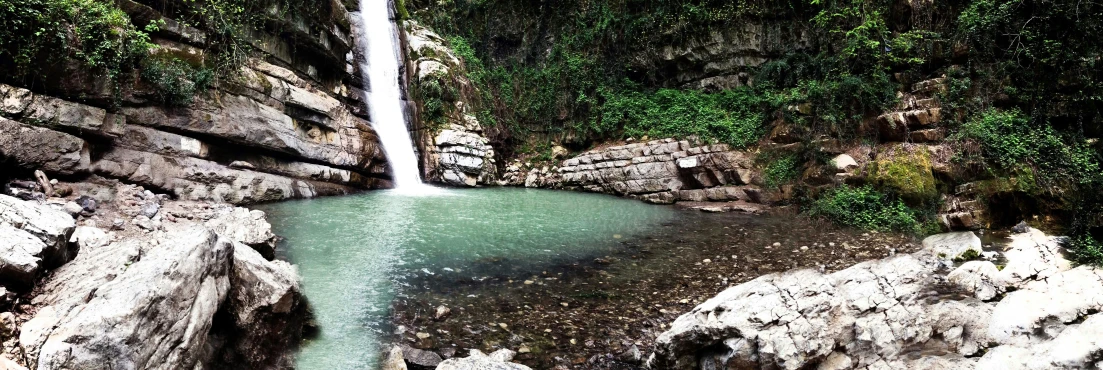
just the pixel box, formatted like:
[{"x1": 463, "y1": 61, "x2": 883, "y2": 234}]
[
  {"x1": 0, "y1": 0, "x2": 389, "y2": 204},
  {"x1": 403, "y1": 21, "x2": 497, "y2": 187}
]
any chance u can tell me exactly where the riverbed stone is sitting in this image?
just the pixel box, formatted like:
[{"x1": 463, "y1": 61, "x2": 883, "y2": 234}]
[
  {"x1": 436, "y1": 349, "x2": 531, "y2": 370},
  {"x1": 400, "y1": 344, "x2": 443, "y2": 368}
]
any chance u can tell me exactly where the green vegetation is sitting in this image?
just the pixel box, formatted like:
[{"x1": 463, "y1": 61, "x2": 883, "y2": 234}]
[
  {"x1": 140, "y1": 53, "x2": 214, "y2": 106},
  {"x1": 808, "y1": 185, "x2": 922, "y2": 233},
  {"x1": 0, "y1": 0, "x2": 326, "y2": 106},
  {"x1": 598, "y1": 87, "x2": 766, "y2": 148},
  {"x1": 0, "y1": 0, "x2": 155, "y2": 88},
  {"x1": 761, "y1": 153, "x2": 801, "y2": 190},
  {"x1": 957, "y1": 109, "x2": 1101, "y2": 188},
  {"x1": 1068, "y1": 236, "x2": 1103, "y2": 266},
  {"x1": 953, "y1": 249, "x2": 982, "y2": 263}
]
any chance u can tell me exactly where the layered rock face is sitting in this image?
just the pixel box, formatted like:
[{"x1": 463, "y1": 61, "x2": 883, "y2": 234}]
[
  {"x1": 403, "y1": 21, "x2": 497, "y2": 187},
  {"x1": 501, "y1": 138, "x2": 777, "y2": 212},
  {"x1": 0, "y1": 0, "x2": 389, "y2": 205},
  {"x1": 650, "y1": 228, "x2": 1103, "y2": 369}
]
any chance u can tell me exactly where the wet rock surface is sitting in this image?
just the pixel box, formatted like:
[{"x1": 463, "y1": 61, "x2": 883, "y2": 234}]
[{"x1": 388, "y1": 211, "x2": 919, "y2": 369}]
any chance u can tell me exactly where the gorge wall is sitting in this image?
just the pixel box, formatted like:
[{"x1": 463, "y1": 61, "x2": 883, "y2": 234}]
[
  {"x1": 400, "y1": 0, "x2": 1102, "y2": 249},
  {"x1": 0, "y1": 0, "x2": 389, "y2": 205}
]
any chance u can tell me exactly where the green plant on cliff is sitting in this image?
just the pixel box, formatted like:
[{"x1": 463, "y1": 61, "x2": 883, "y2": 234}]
[
  {"x1": 0, "y1": 0, "x2": 155, "y2": 87},
  {"x1": 140, "y1": 53, "x2": 214, "y2": 106},
  {"x1": 958, "y1": 109, "x2": 1101, "y2": 188},
  {"x1": 762, "y1": 153, "x2": 800, "y2": 190},
  {"x1": 808, "y1": 185, "x2": 922, "y2": 233},
  {"x1": 597, "y1": 86, "x2": 766, "y2": 148}
]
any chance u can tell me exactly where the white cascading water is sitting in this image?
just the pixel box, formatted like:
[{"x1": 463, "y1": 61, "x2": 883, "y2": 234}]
[{"x1": 358, "y1": 0, "x2": 430, "y2": 192}]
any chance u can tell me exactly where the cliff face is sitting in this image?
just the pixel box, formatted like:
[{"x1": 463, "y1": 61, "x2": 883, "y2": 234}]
[
  {"x1": 0, "y1": 0, "x2": 388, "y2": 204},
  {"x1": 402, "y1": 0, "x2": 1102, "y2": 245}
]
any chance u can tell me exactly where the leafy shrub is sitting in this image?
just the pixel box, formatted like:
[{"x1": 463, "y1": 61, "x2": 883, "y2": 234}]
[
  {"x1": 762, "y1": 154, "x2": 800, "y2": 189},
  {"x1": 1068, "y1": 235, "x2": 1103, "y2": 266},
  {"x1": 808, "y1": 185, "x2": 922, "y2": 233},
  {"x1": 598, "y1": 87, "x2": 766, "y2": 148},
  {"x1": 957, "y1": 109, "x2": 1101, "y2": 187},
  {"x1": 140, "y1": 54, "x2": 214, "y2": 106},
  {"x1": 0, "y1": 0, "x2": 155, "y2": 83}
]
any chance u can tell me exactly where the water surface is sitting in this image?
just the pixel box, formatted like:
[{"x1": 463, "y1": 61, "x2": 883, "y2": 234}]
[{"x1": 259, "y1": 188, "x2": 676, "y2": 369}]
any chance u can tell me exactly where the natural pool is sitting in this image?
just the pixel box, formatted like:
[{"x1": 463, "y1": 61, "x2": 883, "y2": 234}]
[{"x1": 258, "y1": 188, "x2": 677, "y2": 369}]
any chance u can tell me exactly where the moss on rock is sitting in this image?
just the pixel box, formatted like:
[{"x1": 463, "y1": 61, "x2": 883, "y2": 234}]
[{"x1": 870, "y1": 145, "x2": 938, "y2": 205}]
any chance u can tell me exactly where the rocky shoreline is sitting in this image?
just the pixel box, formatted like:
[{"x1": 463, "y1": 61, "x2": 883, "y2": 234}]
[
  {"x1": 384, "y1": 211, "x2": 923, "y2": 369},
  {"x1": 0, "y1": 176, "x2": 312, "y2": 368}
]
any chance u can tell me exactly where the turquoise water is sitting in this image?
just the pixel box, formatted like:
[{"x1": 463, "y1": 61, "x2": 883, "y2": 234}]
[{"x1": 258, "y1": 188, "x2": 676, "y2": 369}]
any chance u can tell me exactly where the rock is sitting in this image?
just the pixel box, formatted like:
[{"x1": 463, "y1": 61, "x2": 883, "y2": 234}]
[
  {"x1": 831, "y1": 154, "x2": 858, "y2": 172},
  {"x1": 434, "y1": 305, "x2": 451, "y2": 321},
  {"x1": 551, "y1": 145, "x2": 569, "y2": 159},
  {"x1": 0, "y1": 118, "x2": 90, "y2": 175},
  {"x1": 0, "y1": 225, "x2": 48, "y2": 287},
  {"x1": 651, "y1": 227, "x2": 1103, "y2": 370},
  {"x1": 69, "y1": 225, "x2": 104, "y2": 245},
  {"x1": 33, "y1": 171, "x2": 52, "y2": 197},
  {"x1": 0, "y1": 195, "x2": 77, "y2": 267},
  {"x1": 139, "y1": 202, "x2": 160, "y2": 218},
  {"x1": 922, "y1": 231, "x2": 982, "y2": 261},
  {"x1": 382, "y1": 346, "x2": 408, "y2": 370},
  {"x1": 19, "y1": 226, "x2": 232, "y2": 369},
  {"x1": 205, "y1": 208, "x2": 278, "y2": 259},
  {"x1": 400, "y1": 345, "x2": 443, "y2": 368},
  {"x1": 1010, "y1": 221, "x2": 1029, "y2": 234},
  {"x1": 0, "y1": 356, "x2": 26, "y2": 370},
  {"x1": 62, "y1": 202, "x2": 83, "y2": 217},
  {"x1": 75, "y1": 195, "x2": 96, "y2": 213},
  {"x1": 133, "y1": 215, "x2": 154, "y2": 230},
  {"x1": 210, "y1": 241, "x2": 311, "y2": 369},
  {"x1": 947, "y1": 260, "x2": 1006, "y2": 300},
  {"x1": 229, "y1": 160, "x2": 256, "y2": 169},
  {"x1": 620, "y1": 345, "x2": 643, "y2": 364},
  {"x1": 436, "y1": 349, "x2": 531, "y2": 370},
  {"x1": 91, "y1": 147, "x2": 353, "y2": 204}
]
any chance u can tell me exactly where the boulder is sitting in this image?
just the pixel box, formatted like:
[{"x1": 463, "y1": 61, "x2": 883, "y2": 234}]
[
  {"x1": 19, "y1": 226, "x2": 232, "y2": 369},
  {"x1": 0, "y1": 225, "x2": 48, "y2": 287},
  {"x1": 382, "y1": 346, "x2": 408, "y2": 370},
  {"x1": 209, "y1": 241, "x2": 311, "y2": 369},
  {"x1": 400, "y1": 345, "x2": 443, "y2": 368},
  {"x1": 922, "y1": 231, "x2": 982, "y2": 262},
  {"x1": 435, "y1": 349, "x2": 531, "y2": 370},
  {"x1": 0, "y1": 195, "x2": 76, "y2": 267},
  {"x1": 831, "y1": 154, "x2": 858, "y2": 172},
  {"x1": 206, "y1": 208, "x2": 278, "y2": 258}
]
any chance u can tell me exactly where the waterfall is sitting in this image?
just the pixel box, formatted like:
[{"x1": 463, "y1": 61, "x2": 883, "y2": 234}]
[{"x1": 357, "y1": 0, "x2": 430, "y2": 192}]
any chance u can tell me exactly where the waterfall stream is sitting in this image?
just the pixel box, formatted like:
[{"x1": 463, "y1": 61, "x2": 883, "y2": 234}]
[{"x1": 358, "y1": 0, "x2": 431, "y2": 192}]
